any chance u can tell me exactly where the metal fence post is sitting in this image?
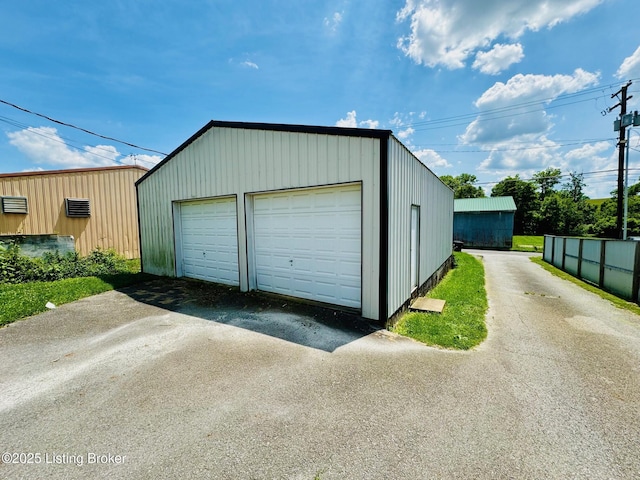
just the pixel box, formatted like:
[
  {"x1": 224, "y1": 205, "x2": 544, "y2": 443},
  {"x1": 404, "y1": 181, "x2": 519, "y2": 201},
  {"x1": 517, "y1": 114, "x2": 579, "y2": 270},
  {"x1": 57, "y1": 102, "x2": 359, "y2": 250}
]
[
  {"x1": 633, "y1": 241, "x2": 640, "y2": 303},
  {"x1": 577, "y1": 238, "x2": 583, "y2": 279},
  {"x1": 599, "y1": 240, "x2": 606, "y2": 288}
]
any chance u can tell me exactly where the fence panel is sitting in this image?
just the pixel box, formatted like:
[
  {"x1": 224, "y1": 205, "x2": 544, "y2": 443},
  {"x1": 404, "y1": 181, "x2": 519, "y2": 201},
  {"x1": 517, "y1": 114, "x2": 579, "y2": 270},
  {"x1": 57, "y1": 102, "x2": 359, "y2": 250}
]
[
  {"x1": 581, "y1": 239, "x2": 601, "y2": 286},
  {"x1": 543, "y1": 236, "x2": 554, "y2": 262},
  {"x1": 564, "y1": 238, "x2": 580, "y2": 276},
  {"x1": 603, "y1": 241, "x2": 637, "y2": 299},
  {"x1": 543, "y1": 235, "x2": 640, "y2": 303},
  {"x1": 552, "y1": 237, "x2": 564, "y2": 268}
]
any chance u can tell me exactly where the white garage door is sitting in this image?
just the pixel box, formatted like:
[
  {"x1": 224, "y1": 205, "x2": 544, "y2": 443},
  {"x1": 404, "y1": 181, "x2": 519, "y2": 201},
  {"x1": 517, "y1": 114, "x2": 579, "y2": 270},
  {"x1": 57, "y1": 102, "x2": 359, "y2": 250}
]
[
  {"x1": 253, "y1": 184, "x2": 361, "y2": 309},
  {"x1": 179, "y1": 197, "x2": 239, "y2": 286}
]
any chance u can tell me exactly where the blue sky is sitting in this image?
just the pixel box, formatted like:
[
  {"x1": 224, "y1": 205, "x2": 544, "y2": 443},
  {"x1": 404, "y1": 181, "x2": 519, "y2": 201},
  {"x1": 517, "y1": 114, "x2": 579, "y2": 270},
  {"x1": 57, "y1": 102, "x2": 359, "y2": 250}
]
[{"x1": 1, "y1": 0, "x2": 640, "y2": 197}]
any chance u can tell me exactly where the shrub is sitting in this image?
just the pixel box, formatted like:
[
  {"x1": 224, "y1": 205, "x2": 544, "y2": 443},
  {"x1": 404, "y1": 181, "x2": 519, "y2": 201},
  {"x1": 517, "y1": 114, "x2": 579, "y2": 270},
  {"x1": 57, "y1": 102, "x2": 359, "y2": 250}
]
[{"x1": 0, "y1": 246, "x2": 134, "y2": 284}]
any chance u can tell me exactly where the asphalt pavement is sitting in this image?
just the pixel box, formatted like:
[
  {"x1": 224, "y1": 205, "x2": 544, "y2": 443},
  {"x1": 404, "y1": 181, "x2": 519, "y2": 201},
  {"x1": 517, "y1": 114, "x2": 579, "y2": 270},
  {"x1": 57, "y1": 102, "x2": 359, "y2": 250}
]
[{"x1": 1, "y1": 251, "x2": 639, "y2": 479}]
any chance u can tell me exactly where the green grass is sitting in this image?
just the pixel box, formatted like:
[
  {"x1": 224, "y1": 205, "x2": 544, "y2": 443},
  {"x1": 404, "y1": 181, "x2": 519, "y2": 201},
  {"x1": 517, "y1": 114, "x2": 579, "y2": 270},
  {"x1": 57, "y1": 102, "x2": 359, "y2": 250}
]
[
  {"x1": 392, "y1": 252, "x2": 488, "y2": 350},
  {"x1": 587, "y1": 198, "x2": 608, "y2": 208},
  {"x1": 0, "y1": 272, "x2": 151, "y2": 327},
  {"x1": 530, "y1": 256, "x2": 640, "y2": 315},
  {"x1": 512, "y1": 235, "x2": 544, "y2": 252}
]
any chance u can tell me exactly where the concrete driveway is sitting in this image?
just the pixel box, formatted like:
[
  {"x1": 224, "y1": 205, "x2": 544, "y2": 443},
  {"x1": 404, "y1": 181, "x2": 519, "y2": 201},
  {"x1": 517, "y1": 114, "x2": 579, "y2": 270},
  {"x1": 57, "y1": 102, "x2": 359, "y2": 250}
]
[{"x1": 2, "y1": 251, "x2": 640, "y2": 479}]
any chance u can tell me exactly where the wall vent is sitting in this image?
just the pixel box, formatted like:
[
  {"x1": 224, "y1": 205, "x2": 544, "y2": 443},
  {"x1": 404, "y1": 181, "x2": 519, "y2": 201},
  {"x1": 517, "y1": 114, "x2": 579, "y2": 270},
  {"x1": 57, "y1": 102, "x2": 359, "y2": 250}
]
[
  {"x1": 65, "y1": 198, "x2": 91, "y2": 218},
  {"x1": 1, "y1": 196, "x2": 28, "y2": 214}
]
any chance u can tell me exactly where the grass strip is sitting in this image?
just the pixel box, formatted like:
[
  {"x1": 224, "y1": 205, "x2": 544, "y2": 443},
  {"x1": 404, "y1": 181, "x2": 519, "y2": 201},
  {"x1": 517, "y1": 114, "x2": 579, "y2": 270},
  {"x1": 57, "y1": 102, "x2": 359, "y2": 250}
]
[
  {"x1": 0, "y1": 273, "x2": 150, "y2": 327},
  {"x1": 530, "y1": 256, "x2": 640, "y2": 315},
  {"x1": 512, "y1": 235, "x2": 544, "y2": 252},
  {"x1": 392, "y1": 252, "x2": 488, "y2": 350}
]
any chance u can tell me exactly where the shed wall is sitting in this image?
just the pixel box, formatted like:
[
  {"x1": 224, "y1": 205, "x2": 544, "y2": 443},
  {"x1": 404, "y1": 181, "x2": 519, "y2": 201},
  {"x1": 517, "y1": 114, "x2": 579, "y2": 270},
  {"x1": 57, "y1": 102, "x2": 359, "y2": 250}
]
[
  {"x1": 0, "y1": 167, "x2": 145, "y2": 257},
  {"x1": 386, "y1": 137, "x2": 454, "y2": 317},
  {"x1": 453, "y1": 211, "x2": 514, "y2": 248},
  {"x1": 137, "y1": 127, "x2": 381, "y2": 319}
]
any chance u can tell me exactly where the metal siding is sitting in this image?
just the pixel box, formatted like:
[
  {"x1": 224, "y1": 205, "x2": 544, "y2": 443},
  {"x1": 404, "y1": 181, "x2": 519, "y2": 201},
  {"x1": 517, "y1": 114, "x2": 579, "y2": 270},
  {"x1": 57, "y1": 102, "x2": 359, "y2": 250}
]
[
  {"x1": 581, "y1": 239, "x2": 601, "y2": 284},
  {"x1": 543, "y1": 235, "x2": 554, "y2": 262},
  {"x1": 603, "y1": 241, "x2": 636, "y2": 298},
  {"x1": 453, "y1": 211, "x2": 514, "y2": 248},
  {"x1": 386, "y1": 137, "x2": 454, "y2": 317},
  {"x1": 0, "y1": 167, "x2": 145, "y2": 258},
  {"x1": 552, "y1": 237, "x2": 564, "y2": 268},
  {"x1": 138, "y1": 127, "x2": 381, "y2": 319},
  {"x1": 564, "y1": 238, "x2": 580, "y2": 276}
]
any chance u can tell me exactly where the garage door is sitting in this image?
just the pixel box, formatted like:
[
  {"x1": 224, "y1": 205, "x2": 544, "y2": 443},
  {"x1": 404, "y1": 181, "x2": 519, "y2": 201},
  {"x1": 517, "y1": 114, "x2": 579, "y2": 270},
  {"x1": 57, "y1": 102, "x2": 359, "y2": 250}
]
[
  {"x1": 179, "y1": 197, "x2": 239, "y2": 286},
  {"x1": 252, "y1": 184, "x2": 361, "y2": 308}
]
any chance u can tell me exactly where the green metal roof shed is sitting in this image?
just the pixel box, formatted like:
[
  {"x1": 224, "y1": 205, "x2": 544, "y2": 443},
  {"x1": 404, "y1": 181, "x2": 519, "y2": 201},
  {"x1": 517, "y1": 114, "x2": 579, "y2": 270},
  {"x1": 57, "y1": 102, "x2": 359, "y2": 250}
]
[{"x1": 454, "y1": 196, "x2": 517, "y2": 249}]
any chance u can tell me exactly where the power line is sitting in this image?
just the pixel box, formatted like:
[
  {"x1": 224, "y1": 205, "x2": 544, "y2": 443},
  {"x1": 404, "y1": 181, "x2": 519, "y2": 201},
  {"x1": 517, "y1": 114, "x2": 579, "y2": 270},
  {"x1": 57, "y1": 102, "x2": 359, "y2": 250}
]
[
  {"x1": 421, "y1": 139, "x2": 616, "y2": 154},
  {"x1": 0, "y1": 98, "x2": 168, "y2": 156},
  {"x1": 0, "y1": 115, "x2": 158, "y2": 166},
  {"x1": 473, "y1": 168, "x2": 640, "y2": 186},
  {"x1": 396, "y1": 79, "x2": 640, "y2": 133}
]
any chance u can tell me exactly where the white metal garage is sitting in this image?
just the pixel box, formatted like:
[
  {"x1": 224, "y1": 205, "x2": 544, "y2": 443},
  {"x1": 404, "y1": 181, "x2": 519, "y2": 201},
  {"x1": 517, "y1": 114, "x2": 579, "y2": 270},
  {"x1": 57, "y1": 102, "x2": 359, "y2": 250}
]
[
  {"x1": 250, "y1": 184, "x2": 361, "y2": 309},
  {"x1": 137, "y1": 121, "x2": 454, "y2": 323},
  {"x1": 177, "y1": 197, "x2": 239, "y2": 286}
]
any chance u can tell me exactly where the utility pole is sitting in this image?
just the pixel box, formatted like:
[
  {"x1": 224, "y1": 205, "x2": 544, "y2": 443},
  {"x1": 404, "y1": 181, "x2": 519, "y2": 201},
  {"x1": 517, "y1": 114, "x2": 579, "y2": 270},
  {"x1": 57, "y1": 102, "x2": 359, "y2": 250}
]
[{"x1": 609, "y1": 81, "x2": 633, "y2": 239}]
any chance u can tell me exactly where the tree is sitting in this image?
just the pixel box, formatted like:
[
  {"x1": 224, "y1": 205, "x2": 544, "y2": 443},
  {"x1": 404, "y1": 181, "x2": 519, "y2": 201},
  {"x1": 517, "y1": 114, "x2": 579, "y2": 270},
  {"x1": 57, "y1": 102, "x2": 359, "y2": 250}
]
[
  {"x1": 592, "y1": 176, "x2": 640, "y2": 237},
  {"x1": 532, "y1": 167, "x2": 562, "y2": 200},
  {"x1": 538, "y1": 194, "x2": 564, "y2": 234},
  {"x1": 563, "y1": 172, "x2": 587, "y2": 203},
  {"x1": 533, "y1": 171, "x2": 594, "y2": 236},
  {"x1": 491, "y1": 175, "x2": 539, "y2": 234},
  {"x1": 440, "y1": 173, "x2": 486, "y2": 199}
]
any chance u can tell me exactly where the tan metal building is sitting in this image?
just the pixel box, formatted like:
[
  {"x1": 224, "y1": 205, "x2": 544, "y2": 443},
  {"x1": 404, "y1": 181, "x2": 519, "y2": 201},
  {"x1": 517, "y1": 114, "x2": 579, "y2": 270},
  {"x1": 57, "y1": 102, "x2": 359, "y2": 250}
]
[
  {"x1": 137, "y1": 121, "x2": 454, "y2": 323},
  {"x1": 0, "y1": 165, "x2": 147, "y2": 258}
]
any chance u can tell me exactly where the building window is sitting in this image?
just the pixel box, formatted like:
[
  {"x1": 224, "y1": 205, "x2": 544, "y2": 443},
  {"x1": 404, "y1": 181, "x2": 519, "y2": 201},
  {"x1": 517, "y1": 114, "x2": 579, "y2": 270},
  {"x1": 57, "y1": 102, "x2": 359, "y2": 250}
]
[
  {"x1": 65, "y1": 198, "x2": 91, "y2": 218},
  {"x1": 1, "y1": 196, "x2": 28, "y2": 214}
]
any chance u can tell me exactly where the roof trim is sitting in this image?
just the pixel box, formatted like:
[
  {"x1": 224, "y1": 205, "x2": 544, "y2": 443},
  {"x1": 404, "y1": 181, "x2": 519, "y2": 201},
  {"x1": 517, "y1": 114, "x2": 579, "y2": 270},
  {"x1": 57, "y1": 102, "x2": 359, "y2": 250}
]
[
  {"x1": 0, "y1": 165, "x2": 148, "y2": 179},
  {"x1": 136, "y1": 120, "x2": 393, "y2": 186}
]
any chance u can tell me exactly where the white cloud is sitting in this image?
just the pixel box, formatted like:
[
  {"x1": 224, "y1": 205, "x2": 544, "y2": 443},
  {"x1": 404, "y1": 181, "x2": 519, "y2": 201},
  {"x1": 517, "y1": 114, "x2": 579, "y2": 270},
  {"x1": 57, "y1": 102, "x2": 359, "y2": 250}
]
[
  {"x1": 6, "y1": 126, "x2": 162, "y2": 169},
  {"x1": 336, "y1": 111, "x2": 358, "y2": 128},
  {"x1": 472, "y1": 43, "x2": 524, "y2": 75},
  {"x1": 397, "y1": 0, "x2": 603, "y2": 70},
  {"x1": 477, "y1": 135, "x2": 560, "y2": 173},
  {"x1": 564, "y1": 141, "x2": 610, "y2": 161},
  {"x1": 616, "y1": 45, "x2": 640, "y2": 80},
  {"x1": 359, "y1": 119, "x2": 380, "y2": 129},
  {"x1": 389, "y1": 111, "x2": 425, "y2": 142},
  {"x1": 397, "y1": 127, "x2": 415, "y2": 139},
  {"x1": 335, "y1": 111, "x2": 379, "y2": 129},
  {"x1": 460, "y1": 69, "x2": 600, "y2": 144},
  {"x1": 324, "y1": 12, "x2": 343, "y2": 32},
  {"x1": 241, "y1": 61, "x2": 259, "y2": 69},
  {"x1": 474, "y1": 68, "x2": 599, "y2": 108},
  {"x1": 412, "y1": 148, "x2": 451, "y2": 169}
]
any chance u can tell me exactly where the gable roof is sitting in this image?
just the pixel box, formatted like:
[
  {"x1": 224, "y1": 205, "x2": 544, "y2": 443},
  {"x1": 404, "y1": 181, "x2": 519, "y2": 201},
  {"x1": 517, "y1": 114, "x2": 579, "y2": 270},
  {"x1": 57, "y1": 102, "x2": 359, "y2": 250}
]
[
  {"x1": 454, "y1": 196, "x2": 517, "y2": 213},
  {"x1": 0, "y1": 165, "x2": 148, "y2": 179},
  {"x1": 136, "y1": 120, "x2": 393, "y2": 186}
]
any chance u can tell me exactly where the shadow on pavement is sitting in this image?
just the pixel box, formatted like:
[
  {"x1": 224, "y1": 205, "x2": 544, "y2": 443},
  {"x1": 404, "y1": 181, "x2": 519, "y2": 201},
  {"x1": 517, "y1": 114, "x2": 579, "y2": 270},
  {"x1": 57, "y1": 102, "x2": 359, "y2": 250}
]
[{"x1": 117, "y1": 277, "x2": 380, "y2": 353}]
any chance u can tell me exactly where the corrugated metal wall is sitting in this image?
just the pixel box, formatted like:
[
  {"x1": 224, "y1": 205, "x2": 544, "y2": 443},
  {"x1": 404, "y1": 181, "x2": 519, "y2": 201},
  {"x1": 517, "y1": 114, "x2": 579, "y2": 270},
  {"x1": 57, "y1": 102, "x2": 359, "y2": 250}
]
[
  {"x1": 137, "y1": 126, "x2": 382, "y2": 319},
  {"x1": 0, "y1": 166, "x2": 146, "y2": 258},
  {"x1": 386, "y1": 137, "x2": 454, "y2": 317},
  {"x1": 544, "y1": 235, "x2": 640, "y2": 303},
  {"x1": 453, "y1": 211, "x2": 514, "y2": 248}
]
